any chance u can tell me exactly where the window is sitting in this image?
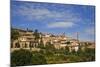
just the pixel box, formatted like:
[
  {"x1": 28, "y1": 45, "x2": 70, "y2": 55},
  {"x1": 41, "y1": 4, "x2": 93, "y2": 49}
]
[{"x1": 15, "y1": 42, "x2": 20, "y2": 48}]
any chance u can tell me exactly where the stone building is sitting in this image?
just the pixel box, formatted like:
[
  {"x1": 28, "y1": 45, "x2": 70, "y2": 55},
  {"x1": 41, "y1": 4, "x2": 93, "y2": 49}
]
[
  {"x1": 11, "y1": 29, "x2": 40, "y2": 52},
  {"x1": 11, "y1": 28, "x2": 79, "y2": 52}
]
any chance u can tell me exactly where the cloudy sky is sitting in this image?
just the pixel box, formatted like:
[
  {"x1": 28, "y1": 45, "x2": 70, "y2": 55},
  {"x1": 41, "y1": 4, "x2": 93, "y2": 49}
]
[{"x1": 11, "y1": 1, "x2": 95, "y2": 42}]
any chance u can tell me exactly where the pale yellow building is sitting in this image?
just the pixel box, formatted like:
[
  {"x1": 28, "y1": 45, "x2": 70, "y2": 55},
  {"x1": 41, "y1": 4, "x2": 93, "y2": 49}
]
[{"x1": 11, "y1": 29, "x2": 79, "y2": 52}]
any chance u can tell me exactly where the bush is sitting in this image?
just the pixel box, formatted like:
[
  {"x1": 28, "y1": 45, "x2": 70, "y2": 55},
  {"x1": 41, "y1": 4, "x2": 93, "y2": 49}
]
[
  {"x1": 32, "y1": 52, "x2": 47, "y2": 65},
  {"x1": 11, "y1": 49, "x2": 33, "y2": 66}
]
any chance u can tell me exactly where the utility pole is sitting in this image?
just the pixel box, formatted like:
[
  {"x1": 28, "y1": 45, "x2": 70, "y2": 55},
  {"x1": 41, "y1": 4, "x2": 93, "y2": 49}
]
[
  {"x1": 76, "y1": 32, "x2": 80, "y2": 45},
  {"x1": 77, "y1": 32, "x2": 79, "y2": 42},
  {"x1": 76, "y1": 32, "x2": 81, "y2": 51}
]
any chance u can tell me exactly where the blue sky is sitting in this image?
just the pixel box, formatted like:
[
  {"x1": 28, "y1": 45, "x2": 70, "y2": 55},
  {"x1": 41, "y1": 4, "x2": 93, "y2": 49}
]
[{"x1": 11, "y1": 1, "x2": 95, "y2": 42}]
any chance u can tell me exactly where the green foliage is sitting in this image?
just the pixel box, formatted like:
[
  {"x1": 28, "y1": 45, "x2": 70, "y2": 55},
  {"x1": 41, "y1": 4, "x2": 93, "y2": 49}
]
[
  {"x1": 75, "y1": 48, "x2": 95, "y2": 62},
  {"x1": 44, "y1": 42, "x2": 56, "y2": 56},
  {"x1": 65, "y1": 46, "x2": 69, "y2": 53},
  {"x1": 11, "y1": 47, "x2": 95, "y2": 66},
  {"x1": 38, "y1": 44, "x2": 45, "y2": 49},
  {"x1": 45, "y1": 42, "x2": 55, "y2": 50},
  {"x1": 34, "y1": 29, "x2": 40, "y2": 40},
  {"x1": 32, "y1": 52, "x2": 47, "y2": 65},
  {"x1": 66, "y1": 41, "x2": 71, "y2": 45},
  {"x1": 11, "y1": 49, "x2": 33, "y2": 66},
  {"x1": 83, "y1": 48, "x2": 95, "y2": 61},
  {"x1": 11, "y1": 28, "x2": 95, "y2": 66},
  {"x1": 38, "y1": 38, "x2": 45, "y2": 49},
  {"x1": 11, "y1": 28, "x2": 20, "y2": 40},
  {"x1": 11, "y1": 43, "x2": 95, "y2": 66}
]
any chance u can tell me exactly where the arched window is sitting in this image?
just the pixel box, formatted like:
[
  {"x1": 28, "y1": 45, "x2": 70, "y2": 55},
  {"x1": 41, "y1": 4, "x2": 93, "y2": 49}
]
[
  {"x1": 25, "y1": 43, "x2": 27, "y2": 48},
  {"x1": 29, "y1": 42, "x2": 33, "y2": 48},
  {"x1": 15, "y1": 42, "x2": 20, "y2": 48}
]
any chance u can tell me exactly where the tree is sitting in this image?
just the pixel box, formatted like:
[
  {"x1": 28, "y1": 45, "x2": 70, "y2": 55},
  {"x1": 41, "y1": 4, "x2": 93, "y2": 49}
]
[
  {"x1": 33, "y1": 29, "x2": 40, "y2": 41},
  {"x1": 44, "y1": 42, "x2": 55, "y2": 56},
  {"x1": 32, "y1": 53, "x2": 47, "y2": 65},
  {"x1": 84, "y1": 48, "x2": 95, "y2": 61},
  {"x1": 38, "y1": 37, "x2": 45, "y2": 49},
  {"x1": 45, "y1": 42, "x2": 55, "y2": 50},
  {"x1": 11, "y1": 28, "x2": 20, "y2": 41},
  {"x1": 65, "y1": 46, "x2": 69, "y2": 54},
  {"x1": 66, "y1": 41, "x2": 71, "y2": 45},
  {"x1": 32, "y1": 29, "x2": 40, "y2": 49},
  {"x1": 11, "y1": 28, "x2": 20, "y2": 48},
  {"x1": 11, "y1": 49, "x2": 33, "y2": 66}
]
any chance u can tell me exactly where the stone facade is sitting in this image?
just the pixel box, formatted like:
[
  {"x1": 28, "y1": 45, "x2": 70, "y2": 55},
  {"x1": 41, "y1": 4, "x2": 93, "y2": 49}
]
[{"x1": 11, "y1": 29, "x2": 79, "y2": 52}]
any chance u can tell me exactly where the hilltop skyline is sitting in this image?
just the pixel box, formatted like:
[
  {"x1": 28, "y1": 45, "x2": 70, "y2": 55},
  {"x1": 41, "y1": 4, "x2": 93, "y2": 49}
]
[{"x1": 11, "y1": 1, "x2": 95, "y2": 42}]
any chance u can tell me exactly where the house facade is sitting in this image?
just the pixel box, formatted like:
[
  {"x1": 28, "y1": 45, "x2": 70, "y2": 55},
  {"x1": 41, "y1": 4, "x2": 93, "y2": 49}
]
[{"x1": 11, "y1": 28, "x2": 79, "y2": 52}]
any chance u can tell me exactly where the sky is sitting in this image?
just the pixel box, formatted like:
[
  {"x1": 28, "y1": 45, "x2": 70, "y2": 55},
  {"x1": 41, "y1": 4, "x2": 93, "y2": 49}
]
[{"x1": 11, "y1": 1, "x2": 95, "y2": 42}]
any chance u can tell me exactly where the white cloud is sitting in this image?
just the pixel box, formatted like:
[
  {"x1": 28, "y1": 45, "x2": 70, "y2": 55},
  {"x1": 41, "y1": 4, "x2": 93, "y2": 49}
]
[
  {"x1": 12, "y1": 4, "x2": 65, "y2": 21},
  {"x1": 47, "y1": 22, "x2": 75, "y2": 28},
  {"x1": 12, "y1": 3, "x2": 81, "y2": 23}
]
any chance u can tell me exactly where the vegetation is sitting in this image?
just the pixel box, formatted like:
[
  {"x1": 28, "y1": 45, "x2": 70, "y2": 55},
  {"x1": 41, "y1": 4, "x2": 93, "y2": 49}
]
[
  {"x1": 66, "y1": 41, "x2": 71, "y2": 45},
  {"x1": 32, "y1": 51, "x2": 47, "y2": 65},
  {"x1": 33, "y1": 29, "x2": 40, "y2": 41},
  {"x1": 11, "y1": 28, "x2": 95, "y2": 66},
  {"x1": 11, "y1": 28, "x2": 20, "y2": 48},
  {"x1": 11, "y1": 49, "x2": 33, "y2": 66},
  {"x1": 11, "y1": 28, "x2": 20, "y2": 41},
  {"x1": 11, "y1": 45, "x2": 95, "y2": 66}
]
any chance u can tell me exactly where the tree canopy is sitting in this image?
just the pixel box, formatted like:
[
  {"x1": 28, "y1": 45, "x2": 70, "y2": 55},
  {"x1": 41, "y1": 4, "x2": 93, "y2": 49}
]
[{"x1": 11, "y1": 49, "x2": 33, "y2": 66}]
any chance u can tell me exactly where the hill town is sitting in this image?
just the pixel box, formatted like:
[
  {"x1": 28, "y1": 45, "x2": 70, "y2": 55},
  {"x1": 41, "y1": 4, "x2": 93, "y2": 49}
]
[{"x1": 11, "y1": 28, "x2": 95, "y2": 52}]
